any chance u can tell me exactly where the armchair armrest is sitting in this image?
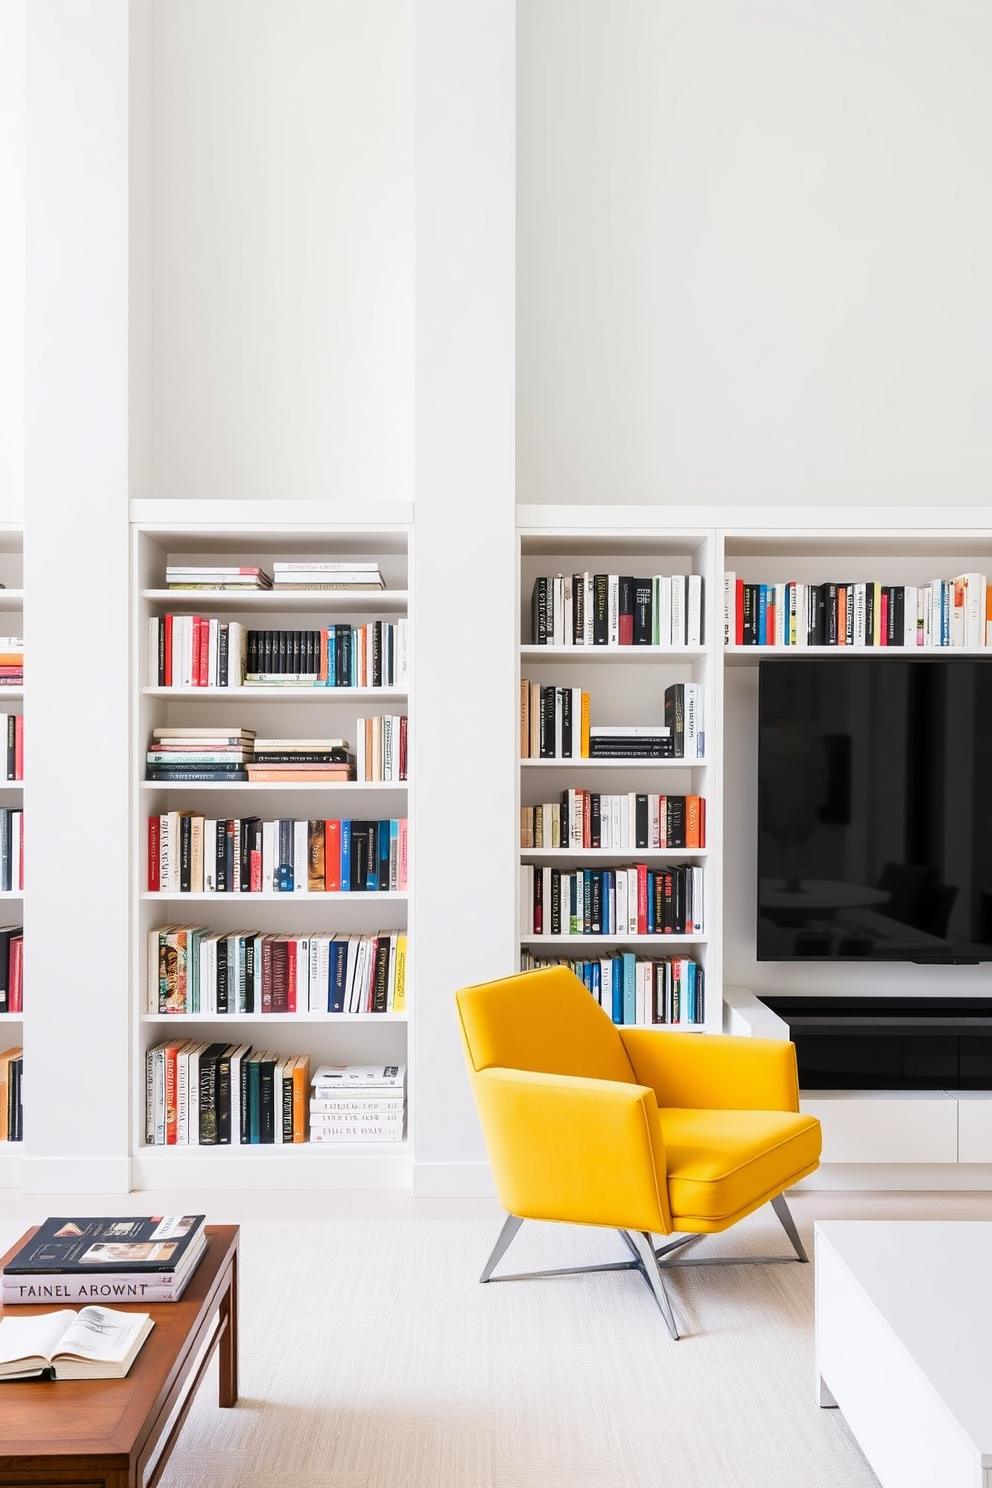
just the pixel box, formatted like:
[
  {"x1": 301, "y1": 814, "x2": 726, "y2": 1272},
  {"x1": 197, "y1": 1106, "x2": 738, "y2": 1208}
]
[
  {"x1": 472, "y1": 1067, "x2": 672, "y2": 1234},
  {"x1": 618, "y1": 1030, "x2": 800, "y2": 1113}
]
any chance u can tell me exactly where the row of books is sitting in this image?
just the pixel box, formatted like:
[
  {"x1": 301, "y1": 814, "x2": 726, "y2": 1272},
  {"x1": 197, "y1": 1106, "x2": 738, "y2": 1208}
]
[
  {"x1": 521, "y1": 863, "x2": 704, "y2": 936},
  {"x1": 146, "y1": 1042, "x2": 311, "y2": 1145},
  {"x1": 148, "y1": 816, "x2": 409, "y2": 894},
  {"x1": 149, "y1": 927, "x2": 407, "y2": 1015},
  {"x1": 148, "y1": 617, "x2": 408, "y2": 688},
  {"x1": 0, "y1": 1046, "x2": 22, "y2": 1141},
  {"x1": 531, "y1": 574, "x2": 704, "y2": 647},
  {"x1": 521, "y1": 954, "x2": 705, "y2": 1026},
  {"x1": 0, "y1": 927, "x2": 23, "y2": 1013},
  {"x1": 145, "y1": 1051, "x2": 406, "y2": 1146},
  {"x1": 520, "y1": 793, "x2": 706, "y2": 850},
  {"x1": 725, "y1": 574, "x2": 992, "y2": 648},
  {"x1": 0, "y1": 715, "x2": 22, "y2": 780},
  {"x1": 520, "y1": 682, "x2": 702, "y2": 760},
  {"x1": 0, "y1": 809, "x2": 23, "y2": 893},
  {"x1": 0, "y1": 638, "x2": 22, "y2": 689},
  {"x1": 165, "y1": 561, "x2": 387, "y2": 591}
]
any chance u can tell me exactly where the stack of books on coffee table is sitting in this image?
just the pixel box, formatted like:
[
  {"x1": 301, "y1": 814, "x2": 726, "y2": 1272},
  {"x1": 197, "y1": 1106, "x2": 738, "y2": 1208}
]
[{"x1": 1, "y1": 1214, "x2": 207, "y2": 1305}]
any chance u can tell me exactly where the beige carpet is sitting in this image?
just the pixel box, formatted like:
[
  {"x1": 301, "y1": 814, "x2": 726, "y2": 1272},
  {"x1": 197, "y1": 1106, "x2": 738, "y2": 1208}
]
[{"x1": 150, "y1": 1208, "x2": 879, "y2": 1488}]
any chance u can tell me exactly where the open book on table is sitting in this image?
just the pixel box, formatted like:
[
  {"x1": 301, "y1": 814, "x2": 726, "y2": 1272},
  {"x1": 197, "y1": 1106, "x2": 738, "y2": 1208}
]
[{"x1": 0, "y1": 1304, "x2": 154, "y2": 1380}]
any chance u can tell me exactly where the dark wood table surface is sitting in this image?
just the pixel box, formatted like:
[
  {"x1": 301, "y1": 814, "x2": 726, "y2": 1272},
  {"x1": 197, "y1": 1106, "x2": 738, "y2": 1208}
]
[{"x1": 0, "y1": 1224, "x2": 239, "y2": 1488}]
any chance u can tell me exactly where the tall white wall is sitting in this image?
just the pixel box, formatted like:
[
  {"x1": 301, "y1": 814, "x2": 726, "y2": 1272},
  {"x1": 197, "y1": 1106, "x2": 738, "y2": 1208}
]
[
  {"x1": 517, "y1": 0, "x2": 992, "y2": 506},
  {"x1": 151, "y1": 0, "x2": 415, "y2": 503},
  {"x1": 0, "y1": 0, "x2": 25, "y2": 519}
]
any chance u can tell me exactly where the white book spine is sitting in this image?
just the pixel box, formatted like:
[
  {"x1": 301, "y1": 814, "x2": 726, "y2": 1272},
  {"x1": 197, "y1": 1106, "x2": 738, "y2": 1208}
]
[
  {"x1": 671, "y1": 576, "x2": 686, "y2": 647},
  {"x1": 687, "y1": 573, "x2": 703, "y2": 647},
  {"x1": 608, "y1": 575, "x2": 619, "y2": 645},
  {"x1": 723, "y1": 572, "x2": 735, "y2": 647},
  {"x1": 583, "y1": 573, "x2": 594, "y2": 646},
  {"x1": 774, "y1": 584, "x2": 787, "y2": 647},
  {"x1": 903, "y1": 586, "x2": 918, "y2": 648}
]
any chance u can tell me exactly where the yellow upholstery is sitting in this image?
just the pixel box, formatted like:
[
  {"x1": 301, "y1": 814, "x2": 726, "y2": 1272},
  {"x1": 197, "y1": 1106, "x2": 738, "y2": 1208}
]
[{"x1": 455, "y1": 965, "x2": 820, "y2": 1239}]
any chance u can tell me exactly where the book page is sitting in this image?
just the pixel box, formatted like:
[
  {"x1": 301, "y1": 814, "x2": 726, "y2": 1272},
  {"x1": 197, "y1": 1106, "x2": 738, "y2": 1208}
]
[
  {"x1": 0, "y1": 1309, "x2": 75, "y2": 1367},
  {"x1": 54, "y1": 1306, "x2": 149, "y2": 1362}
]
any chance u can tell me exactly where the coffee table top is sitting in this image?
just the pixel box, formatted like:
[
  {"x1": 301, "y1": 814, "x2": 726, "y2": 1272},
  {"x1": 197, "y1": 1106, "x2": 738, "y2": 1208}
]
[
  {"x1": 0, "y1": 1224, "x2": 238, "y2": 1460},
  {"x1": 817, "y1": 1220, "x2": 992, "y2": 1455}
]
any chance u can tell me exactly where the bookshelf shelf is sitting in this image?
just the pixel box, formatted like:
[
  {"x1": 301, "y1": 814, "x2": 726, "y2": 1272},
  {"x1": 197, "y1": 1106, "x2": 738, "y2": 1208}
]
[
  {"x1": 140, "y1": 891, "x2": 408, "y2": 902},
  {"x1": 519, "y1": 934, "x2": 707, "y2": 947},
  {"x1": 520, "y1": 758, "x2": 706, "y2": 770},
  {"x1": 139, "y1": 780, "x2": 407, "y2": 793},
  {"x1": 140, "y1": 1012, "x2": 408, "y2": 1023},
  {"x1": 144, "y1": 588, "x2": 409, "y2": 613},
  {"x1": 142, "y1": 687, "x2": 408, "y2": 701},
  {"x1": 519, "y1": 848, "x2": 708, "y2": 861},
  {"x1": 131, "y1": 1141, "x2": 412, "y2": 1191},
  {"x1": 723, "y1": 645, "x2": 992, "y2": 666},
  {"x1": 0, "y1": 589, "x2": 23, "y2": 609},
  {"x1": 520, "y1": 644, "x2": 706, "y2": 664},
  {"x1": 0, "y1": 892, "x2": 23, "y2": 901},
  {"x1": 0, "y1": 690, "x2": 22, "y2": 702}
]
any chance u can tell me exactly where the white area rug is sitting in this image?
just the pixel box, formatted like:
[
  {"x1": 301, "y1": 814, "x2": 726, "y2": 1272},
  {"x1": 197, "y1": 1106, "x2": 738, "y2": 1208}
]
[{"x1": 156, "y1": 1209, "x2": 879, "y2": 1488}]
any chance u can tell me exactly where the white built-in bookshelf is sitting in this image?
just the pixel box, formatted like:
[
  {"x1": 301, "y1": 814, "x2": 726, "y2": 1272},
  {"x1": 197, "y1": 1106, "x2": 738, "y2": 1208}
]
[
  {"x1": 517, "y1": 528, "x2": 723, "y2": 1034},
  {"x1": 0, "y1": 525, "x2": 22, "y2": 1187},
  {"x1": 130, "y1": 516, "x2": 412, "y2": 1188}
]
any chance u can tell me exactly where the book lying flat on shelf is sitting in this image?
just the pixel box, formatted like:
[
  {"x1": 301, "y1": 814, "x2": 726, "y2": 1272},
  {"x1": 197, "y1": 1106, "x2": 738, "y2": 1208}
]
[
  {"x1": 3, "y1": 1215, "x2": 206, "y2": 1276},
  {"x1": 0, "y1": 1305, "x2": 153, "y2": 1380}
]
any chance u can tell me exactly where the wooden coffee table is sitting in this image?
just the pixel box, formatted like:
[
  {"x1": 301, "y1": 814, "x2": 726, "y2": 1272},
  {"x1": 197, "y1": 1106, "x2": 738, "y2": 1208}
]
[{"x1": 0, "y1": 1224, "x2": 238, "y2": 1488}]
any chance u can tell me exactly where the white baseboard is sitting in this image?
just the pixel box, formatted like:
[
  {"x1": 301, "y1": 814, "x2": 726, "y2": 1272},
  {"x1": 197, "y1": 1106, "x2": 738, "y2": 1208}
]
[
  {"x1": 21, "y1": 1156, "x2": 132, "y2": 1194},
  {"x1": 412, "y1": 1161, "x2": 496, "y2": 1198},
  {"x1": 796, "y1": 1163, "x2": 992, "y2": 1191}
]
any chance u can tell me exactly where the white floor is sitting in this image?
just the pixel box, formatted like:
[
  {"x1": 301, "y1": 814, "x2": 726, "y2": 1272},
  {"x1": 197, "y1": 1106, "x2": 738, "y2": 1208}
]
[{"x1": 3, "y1": 1188, "x2": 991, "y2": 1487}]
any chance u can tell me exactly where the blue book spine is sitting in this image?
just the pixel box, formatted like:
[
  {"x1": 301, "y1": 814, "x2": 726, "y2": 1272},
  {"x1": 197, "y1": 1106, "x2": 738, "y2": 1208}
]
[
  {"x1": 275, "y1": 818, "x2": 294, "y2": 890},
  {"x1": 340, "y1": 821, "x2": 351, "y2": 892},
  {"x1": 611, "y1": 958, "x2": 623, "y2": 1023},
  {"x1": 328, "y1": 940, "x2": 348, "y2": 1012},
  {"x1": 373, "y1": 820, "x2": 389, "y2": 890},
  {"x1": 347, "y1": 626, "x2": 356, "y2": 686},
  {"x1": 942, "y1": 581, "x2": 950, "y2": 646},
  {"x1": 389, "y1": 818, "x2": 399, "y2": 890},
  {"x1": 647, "y1": 873, "x2": 656, "y2": 934},
  {"x1": 248, "y1": 1060, "x2": 261, "y2": 1143},
  {"x1": 757, "y1": 585, "x2": 768, "y2": 645},
  {"x1": 622, "y1": 953, "x2": 636, "y2": 1025},
  {"x1": 602, "y1": 870, "x2": 613, "y2": 935}
]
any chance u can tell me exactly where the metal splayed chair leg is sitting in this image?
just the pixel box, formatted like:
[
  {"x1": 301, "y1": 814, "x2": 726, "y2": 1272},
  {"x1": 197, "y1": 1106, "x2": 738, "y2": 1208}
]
[{"x1": 477, "y1": 1194, "x2": 808, "y2": 1338}]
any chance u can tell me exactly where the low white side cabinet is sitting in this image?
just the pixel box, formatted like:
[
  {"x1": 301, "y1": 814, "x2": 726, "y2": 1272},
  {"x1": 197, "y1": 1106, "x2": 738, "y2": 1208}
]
[{"x1": 816, "y1": 1221, "x2": 992, "y2": 1488}]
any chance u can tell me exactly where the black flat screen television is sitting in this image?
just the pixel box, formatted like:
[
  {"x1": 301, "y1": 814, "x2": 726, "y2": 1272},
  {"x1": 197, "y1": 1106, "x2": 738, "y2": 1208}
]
[{"x1": 756, "y1": 658, "x2": 992, "y2": 962}]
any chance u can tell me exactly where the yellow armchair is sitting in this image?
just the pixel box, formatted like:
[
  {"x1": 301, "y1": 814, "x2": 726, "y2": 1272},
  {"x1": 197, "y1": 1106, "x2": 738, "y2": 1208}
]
[{"x1": 456, "y1": 965, "x2": 821, "y2": 1338}]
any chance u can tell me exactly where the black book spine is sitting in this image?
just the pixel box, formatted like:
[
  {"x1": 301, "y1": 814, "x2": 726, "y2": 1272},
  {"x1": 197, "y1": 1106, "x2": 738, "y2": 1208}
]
[
  {"x1": 179, "y1": 814, "x2": 192, "y2": 893},
  {"x1": 216, "y1": 938, "x2": 229, "y2": 1015},
  {"x1": 240, "y1": 1056, "x2": 252, "y2": 1145},
  {"x1": 218, "y1": 623, "x2": 229, "y2": 686},
  {"x1": 635, "y1": 795, "x2": 649, "y2": 850},
  {"x1": 539, "y1": 686, "x2": 555, "y2": 759},
  {"x1": 590, "y1": 870, "x2": 602, "y2": 933},
  {"x1": 826, "y1": 583, "x2": 838, "y2": 645},
  {"x1": 815, "y1": 584, "x2": 828, "y2": 646},
  {"x1": 216, "y1": 1047, "x2": 233, "y2": 1144},
  {"x1": 372, "y1": 937, "x2": 390, "y2": 1011},
  {"x1": 581, "y1": 870, "x2": 592, "y2": 933},
  {"x1": 282, "y1": 1070, "x2": 294, "y2": 1141},
  {"x1": 742, "y1": 584, "x2": 758, "y2": 645},
  {"x1": 664, "y1": 685, "x2": 685, "y2": 758},
  {"x1": 550, "y1": 870, "x2": 561, "y2": 936},
  {"x1": 865, "y1": 583, "x2": 875, "y2": 645},
  {"x1": 224, "y1": 820, "x2": 235, "y2": 894},
  {"x1": 244, "y1": 935, "x2": 255, "y2": 1014},
  {"x1": 593, "y1": 575, "x2": 609, "y2": 645},
  {"x1": 215, "y1": 819, "x2": 227, "y2": 893},
  {"x1": 532, "y1": 577, "x2": 548, "y2": 645},
  {"x1": 893, "y1": 586, "x2": 905, "y2": 646},
  {"x1": 572, "y1": 574, "x2": 584, "y2": 644},
  {"x1": 239, "y1": 817, "x2": 254, "y2": 891},
  {"x1": 590, "y1": 793, "x2": 601, "y2": 849},
  {"x1": 885, "y1": 587, "x2": 898, "y2": 647},
  {"x1": 667, "y1": 795, "x2": 686, "y2": 850},
  {"x1": 157, "y1": 617, "x2": 166, "y2": 686},
  {"x1": 246, "y1": 630, "x2": 257, "y2": 675},
  {"x1": 633, "y1": 581, "x2": 653, "y2": 644},
  {"x1": 560, "y1": 686, "x2": 573, "y2": 758},
  {"x1": 844, "y1": 585, "x2": 855, "y2": 647},
  {"x1": 259, "y1": 1056, "x2": 276, "y2": 1143},
  {"x1": 199, "y1": 1048, "x2": 221, "y2": 1144}
]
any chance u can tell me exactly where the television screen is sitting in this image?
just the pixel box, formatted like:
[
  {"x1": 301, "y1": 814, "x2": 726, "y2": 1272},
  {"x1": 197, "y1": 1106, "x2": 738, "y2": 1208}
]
[{"x1": 757, "y1": 658, "x2": 992, "y2": 962}]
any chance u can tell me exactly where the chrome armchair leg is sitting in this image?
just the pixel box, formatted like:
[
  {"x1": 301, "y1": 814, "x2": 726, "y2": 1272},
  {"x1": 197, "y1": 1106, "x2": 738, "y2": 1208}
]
[
  {"x1": 770, "y1": 1193, "x2": 808, "y2": 1263},
  {"x1": 479, "y1": 1213, "x2": 524, "y2": 1282},
  {"x1": 624, "y1": 1230, "x2": 680, "y2": 1340}
]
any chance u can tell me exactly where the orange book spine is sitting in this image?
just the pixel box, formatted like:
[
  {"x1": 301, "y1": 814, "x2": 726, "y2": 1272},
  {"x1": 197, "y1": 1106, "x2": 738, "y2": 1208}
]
[
  {"x1": 292, "y1": 1054, "x2": 309, "y2": 1142},
  {"x1": 580, "y1": 691, "x2": 590, "y2": 758},
  {"x1": 520, "y1": 679, "x2": 530, "y2": 759},
  {"x1": 686, "y1": 796, "x2": 700, "y2": 849}
]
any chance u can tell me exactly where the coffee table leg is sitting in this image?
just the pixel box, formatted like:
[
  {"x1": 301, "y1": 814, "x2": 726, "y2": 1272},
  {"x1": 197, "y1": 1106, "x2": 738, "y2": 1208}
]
[{"x1": 219, "y1": 1250, "x2": 239, "y2": 1407}]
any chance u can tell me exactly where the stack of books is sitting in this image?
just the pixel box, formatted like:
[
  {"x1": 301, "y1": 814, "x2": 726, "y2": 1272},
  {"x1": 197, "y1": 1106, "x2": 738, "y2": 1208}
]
[
  {"x1": 166, "y1": 565, "x2": 272, "y2": 590},
  {"x1": 0, "y1": 638, "x2": 23, "y2": 688},
  {"x1": 145, "y1": 1044, "x2": 310, "y2": 1146},
  {"x1": 272, "y1": 560, "x2": 386, "y2": 591},
  {"x1": 588, "y1": 725, "x2": 674, "y2": 760},
  {"x1": 148, "y1": 926, "x2": 407, "y2": 1014},
  {"x1": 0, "y1": 714, "x2": 22, "y2": 779},
  {"x1": 0, "y1": 1045, "x2": 22, "y2": 1140},
  {"x1": 309, "y1": 1064, "x2": 406, "y2": 1143},
  {"x1": 146, "y1": 727, "x2": 255, "y2": 783},
  {"x1": 245, "y1": 739, "x2": 355, "y2": 784},
  {"x1": 1, "y1": 1215, "x2": 207, "y2": 1304},
  {"x1": 0, "y1": 926, "x2": 23, "y2": 1012},
  {"x1": 148, "y1": 815, "x2": 409, "y2": 894}
]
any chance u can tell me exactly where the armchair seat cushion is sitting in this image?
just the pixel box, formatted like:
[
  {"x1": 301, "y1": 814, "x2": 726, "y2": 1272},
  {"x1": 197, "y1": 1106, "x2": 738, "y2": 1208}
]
[{"x1": 659, "y1": 1107, "x2": 821, "y2": 1228}]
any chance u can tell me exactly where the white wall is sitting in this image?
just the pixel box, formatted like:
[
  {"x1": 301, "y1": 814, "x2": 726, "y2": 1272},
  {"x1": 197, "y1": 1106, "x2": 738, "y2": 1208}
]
[
  {"x1": 517, "y1": 0, "x2": 992, "y2": 506},
  {"x1": 0, "y1": 0, "x2": 25, "y2": 519},
  {"x1": 151, "y1": 0, "x2": 415, "y2": 504}
]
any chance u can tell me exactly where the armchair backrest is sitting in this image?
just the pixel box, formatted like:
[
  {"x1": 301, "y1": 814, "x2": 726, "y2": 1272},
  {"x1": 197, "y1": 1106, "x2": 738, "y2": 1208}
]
[{"x1": 456, "y1": 966, "x2": 637, "y2": 1083}]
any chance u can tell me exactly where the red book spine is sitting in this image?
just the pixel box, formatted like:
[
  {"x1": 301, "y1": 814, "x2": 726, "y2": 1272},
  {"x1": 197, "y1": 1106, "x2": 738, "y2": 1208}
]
[
  {"x1": 398, "y1": 819, "x2": 408, "y2": 891},
  {"x1": 286, "y1": 938, "x2": 297, "y2": 1013},
  {"x1": 324, "y1": 820, "x2": 341, "y2": 892},
  {"x1": 148, "y1": 818, "x2": 160, "y2": 892},
  {"x1": 164, "y1": 614, "x2": 174, "y2": 686},
  {"x1": 880, "y1": 590, "x2": 889, "y2": 646},
  {"x1": 663, "y1": 871, "x2": 675, "y2": 932},
  {"x1": 165, "y1": 1045, "x2": 178, "y2": 1145},
  {"x1": 9, "y1": 936, "x2": 22, "y2": 1012},
  {"x1": 533, "y1": 868, "x2": 543, "y2": 935},
  {"x1": 250, "y1": 848, "x2": 262, "y2": 893},
  {"x1": 399, "y1": 714, "x2": 408, "y2": 781},
  {"x1": 271, "y1": 941, "x2": 288, "y2": 1012},
  {"x1": 261, "y1": 937, "x2": 273, "y2": 1012},
  {"x1": 637, "y1": 864, "x2": 648, "y2": 935},
  {"x1": 198, "y1": 615, "x2": 210, "y2": 682},
  {"x1": 14, "y1": 715, "x2": 22, "y2": 781},
  {"x1": 735, "y1": 579, "x2": 744, "y2": 645}
]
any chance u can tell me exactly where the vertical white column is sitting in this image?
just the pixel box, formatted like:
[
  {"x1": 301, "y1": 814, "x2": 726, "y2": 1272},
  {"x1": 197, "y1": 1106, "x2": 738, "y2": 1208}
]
[
  {"x1": 23, "y1": 0, "x2": 137, "y2": 1190},
  {"x1": 412, "y1": 0, "x2": 516, "y2": 1195}
]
